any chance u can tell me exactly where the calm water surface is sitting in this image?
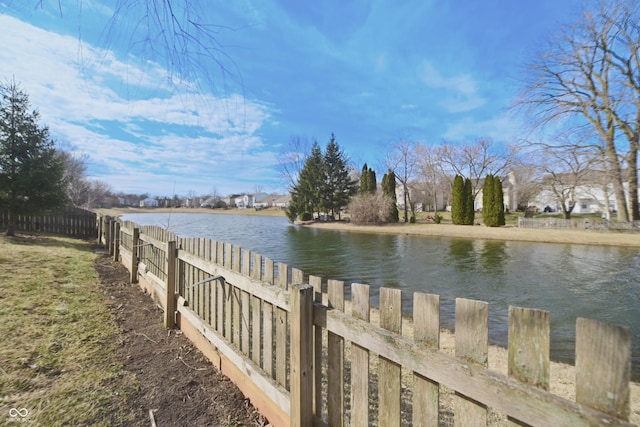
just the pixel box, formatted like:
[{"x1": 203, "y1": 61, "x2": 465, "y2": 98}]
[{"x1": 123, "y1": 212, "x2": 640, "y2": 378}]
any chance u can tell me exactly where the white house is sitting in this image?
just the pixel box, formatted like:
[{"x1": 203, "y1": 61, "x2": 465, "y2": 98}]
[{"x1": 140, "y1": 197, "x2": 158, "y2": 208}]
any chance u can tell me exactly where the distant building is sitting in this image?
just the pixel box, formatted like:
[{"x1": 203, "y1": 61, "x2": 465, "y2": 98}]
[{"x1": 140, "y1": 197, "x2": 158, "y2": 208}]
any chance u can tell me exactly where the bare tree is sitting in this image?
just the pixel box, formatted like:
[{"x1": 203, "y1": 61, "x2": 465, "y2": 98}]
[
  {"x1": 386, "y1": 139, "x2": 419, "y2": 222},
  {"x1": 517, "y1": 0, "x2": 640, "y2": 221},
  {"x1": 415, "y1": 143, "x2": 449, "y2": 213},
  {"x1": 538, "y1": 145, "x2": 597, "y2": 219},
  {"x1": 435, "y1": 139, "x2": 515, "y2": 198},
  {"x1": 278, "y1": 136, "x2": 312, "y2": 191}
]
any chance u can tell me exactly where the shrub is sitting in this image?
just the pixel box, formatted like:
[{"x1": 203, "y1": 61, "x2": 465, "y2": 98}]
[
  {"x1": 348, "y1": 193, "x2": 392, "y2": 225},
  {"x1": 300, "y1": 212, "x2": 313, "y2": 221}
]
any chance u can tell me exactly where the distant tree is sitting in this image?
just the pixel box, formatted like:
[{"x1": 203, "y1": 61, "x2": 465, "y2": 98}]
[
  {"x1": 321, "y1": 134, "x2": 357, "y2": 219},
  {"x1": 482, "y1": 174, "x2": 496, "y2": 226},
  {"x1": 0, "y1": 80, "x2": 68, "y2": 235},
  {"x1": 360, "y1": 163, "x2": 377, "y2": 194},
  {"x1": 494, "y1": 176, "x2": 505, "y2": 226},
  {"x1": 451, "y1": 175, "x2": 465, "y2": 225},
  {"x1": 482, "y1": 174, "x2": 504, "y2": 227},
  {"x1": 381, "y1": 169, "x2": 399, "y2": 223},
  {"x1": 286, "y1": 142, "x2": 324, "y2": 222},
  {"x1": 386, "y1": 139, "x2": 418, "y2": 222},
  {"x1": 464, "y1": 177, "x2": 475, "y2": 225},
  {"x1": 436, "y1": 139, "x2": 515, "y2": 200}
]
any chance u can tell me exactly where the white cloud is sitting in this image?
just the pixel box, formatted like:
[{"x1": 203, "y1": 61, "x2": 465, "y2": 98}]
[
  {"x1": 0, "y1": 14, "x2": 277, "y2": 196},
  {"x1": 420, "y1": 61, "x2": 486, "y2": 113}
]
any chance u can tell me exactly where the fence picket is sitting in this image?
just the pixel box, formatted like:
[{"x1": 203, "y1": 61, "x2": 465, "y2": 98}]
[
  {"x1": 576, "y1": 318, "x2": 631, "y2": 421},
  {"x1": 328, "y1": 279, "x2": 345, "y2": 427},
  {"x1": 309, "y1": 275, "x2": 324, "y2": 418},
  {"x1": 351, "y1": 283, "x2": 370, "y2": 427},
  {"x1": 454, "y1": 298, "x2": 489, "y2": 426},
  {"x1": 378, "y1": 287, "x2": 402, "y2": 427},
  {"x1": 413, "y1": 293, "x2": 440, "y2": 427}
]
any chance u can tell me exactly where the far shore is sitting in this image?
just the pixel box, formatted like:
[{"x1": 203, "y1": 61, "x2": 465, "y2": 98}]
[{"x1": 95, "y1": 206, "x2": 640, "y2": 247}]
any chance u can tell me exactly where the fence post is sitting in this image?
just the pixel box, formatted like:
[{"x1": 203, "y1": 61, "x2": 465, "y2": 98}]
[
  {"x1": 164, "y1": 240, "x2": 177, "y2": 328},
  {"x1": 131, "y1": 227, "x2": 140, "y2": 283},
  {"x1": 290, "y1": 284, "x2": 314, "y2": 427},
  {"x1": 113, "y1": 222, "x2": 120, "y2": 262},
  {"x1": 106, "y1": 219, "x2": 114, "y2": 256}
]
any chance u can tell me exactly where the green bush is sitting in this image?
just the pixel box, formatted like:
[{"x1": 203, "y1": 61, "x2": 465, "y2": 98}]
[{"x1": 300, "y1": 212, "x2": 313, "y2": 221}]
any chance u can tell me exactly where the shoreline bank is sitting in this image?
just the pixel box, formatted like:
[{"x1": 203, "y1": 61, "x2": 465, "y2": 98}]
[{"x1": 96, "y1": 207, "x2": 640, "y2": 247}]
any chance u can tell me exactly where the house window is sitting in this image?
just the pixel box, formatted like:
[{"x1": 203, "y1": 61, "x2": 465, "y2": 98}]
[{"x1": 581, "y1": 203, "x2": 587, "y2": 210}]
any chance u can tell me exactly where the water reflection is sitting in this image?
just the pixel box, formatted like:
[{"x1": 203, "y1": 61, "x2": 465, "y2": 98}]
[{"x1": 122, "y1": 213, "x2": 640, "y2": 379}]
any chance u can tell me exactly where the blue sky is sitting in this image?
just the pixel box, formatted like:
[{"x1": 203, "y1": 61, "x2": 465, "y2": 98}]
[{"x1": 0, "y1": 0, "x2": 585, "y2": 197}]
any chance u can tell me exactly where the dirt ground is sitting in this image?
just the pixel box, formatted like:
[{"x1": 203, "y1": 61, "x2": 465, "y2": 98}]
[{"x1": 94, "y1": 255, "x2": 268, "y2": 426}]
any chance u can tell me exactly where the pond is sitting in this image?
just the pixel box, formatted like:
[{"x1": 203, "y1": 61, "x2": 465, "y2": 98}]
[{"x1": 122, "y1": 212, "x2": 640, "y2": 378}]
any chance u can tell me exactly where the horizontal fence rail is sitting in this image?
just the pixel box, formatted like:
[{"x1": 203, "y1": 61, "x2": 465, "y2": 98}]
[
  {"x1": 0, "y1": 208, "x2": 97, "y2": 238},
  {"x1": 106, "y1": 216, "x2": 637, "y2": 427},
  {"x1": 518, "y1": 217, "x2": 640, "y2": 231}
]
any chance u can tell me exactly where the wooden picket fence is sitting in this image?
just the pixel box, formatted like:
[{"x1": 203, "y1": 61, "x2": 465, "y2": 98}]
[
  {"x1": 100, "y1": 216, "x2": 636, "y2": 427},
  {"x1": 0, "y1": 207, "x2": 97, "y2": 238}
]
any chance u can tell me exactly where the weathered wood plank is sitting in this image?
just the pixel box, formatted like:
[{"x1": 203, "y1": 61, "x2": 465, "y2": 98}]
[
  {"x1": 508, "y1": 306, "x2": 550, "y2": 389},
  {"x1": 455, "y1": 297, "x2": 488, "y2": 427},
  {"x1": 576, "y1": 318, "x2": 631, "y2": 421},
  {"x1": 507, "y1": 306, "x2": 550, "y2": 426},
  {"x1": 264, "y1": 258, "x2": 275, "y2": 285},
  {"x1": 233, "y1": 286, "x2": 242, "y2": 346},
  {"x1": 241, "y1": 290, "x2": 250, "y2": 355},
  {"x1": 309, "y1": 275, "x2": 324, "y2": 419},
  {"x1": 263, "y1": 302, "x2": 274, "y2": 378},
  {"x1": 163, "y1": 240, "x2": 177, "y2": 328},
  {"x1": 379, "y1": 287, "x2": 402, "y2": 427},
  {"x1": 275, "y1": 307, "x2": 288, "y2": 388},
  {"x1": 351, "y1": 283, "x2": 370, "y2": 427},
  {"x1": 277, "y1": 262, "x2": 289, "y2": 289},
  {"x1": 290, "y1": 284, "x2": 314, "y2": 427},
  {"x1": 251, "y1": 295, "x2": 262, "y2": 366},
  {"x1": 327, "y1": 279, "x2": 345, "y2": 427},
  {"x1": 252, "y1": 253, "x2": 262, "y2": 281},
  {"x1": 413, "y1": 292, "x2": 440, "y2": 427}
]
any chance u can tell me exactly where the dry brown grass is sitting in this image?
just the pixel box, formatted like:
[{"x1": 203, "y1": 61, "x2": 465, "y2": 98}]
[{"x1": 0, "y1": 233, "x2": 138, "y2": 426}]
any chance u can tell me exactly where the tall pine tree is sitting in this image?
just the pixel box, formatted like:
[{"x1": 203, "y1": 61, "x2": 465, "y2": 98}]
[
  {"x1": 286, "y1": 141, "x2": 324, "y2": 222},
  {"x1": 322, "y1": 134, "x2": 356, "y2": 219},
  {"x1": 0, "y1": 80, "x2": 67, "y2": 235}
]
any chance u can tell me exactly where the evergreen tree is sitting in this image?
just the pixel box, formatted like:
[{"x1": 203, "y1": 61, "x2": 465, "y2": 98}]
[
  {"x1": 464, "y1": 177, "x2": 475, "y2": 225},
  {"x1": 368, "y1": 168, "x2": 377, "y2": 194},
  {"x1": 286, "y1": 141, "x2": 324, "y2": 222},
  {"x1": 494, "y1": 176, "x2": 505, "y2": 226},
  {"x1": 360, "y1": 163, "x2": 370, "y2": 194},
  {"x1": 322, "y1": 134, "x2": 356, "y2": 219},
  {"x1": 0, "y1": 80, "x2": 67, "y2": 235},
  {"x1": 382, "y1": 169, "x2": 399, "y2": 222},
  {"x1": 482, "y1": 174, "x2": 505, "y2": 227},
  {"x1": 360, "y1": 163, "x2": 377, "y2": 195},
  {"x1": 451, "y1": 175, "x2": 465, "y2": 225},
  {"x1": 482, "y1": 174, "x2": 497, "y2": 226}
]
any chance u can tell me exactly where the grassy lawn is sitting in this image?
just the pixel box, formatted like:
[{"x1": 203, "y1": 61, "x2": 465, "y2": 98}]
[{"x1": 0, "y1": 233, "x2": 136, "y2": 426}]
